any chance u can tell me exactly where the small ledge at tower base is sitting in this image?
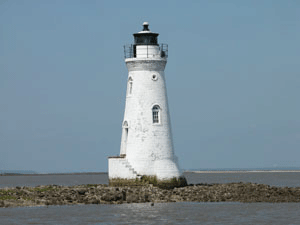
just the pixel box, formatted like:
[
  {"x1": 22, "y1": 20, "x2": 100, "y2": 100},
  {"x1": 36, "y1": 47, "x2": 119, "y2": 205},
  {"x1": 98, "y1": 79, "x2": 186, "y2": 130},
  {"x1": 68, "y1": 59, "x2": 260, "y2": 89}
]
[{"x1": 109, "y1": 175, "x2": 188, "y2": 189}]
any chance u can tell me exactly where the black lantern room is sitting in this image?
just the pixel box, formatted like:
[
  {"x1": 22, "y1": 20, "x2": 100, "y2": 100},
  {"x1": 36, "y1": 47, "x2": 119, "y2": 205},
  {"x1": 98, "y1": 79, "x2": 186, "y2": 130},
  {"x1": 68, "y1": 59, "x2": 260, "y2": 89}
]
[
  {"x1": 124, "y1": 22, "x2": 168, "y2": 59},
  {"x1": 133, "y1": 22, "x2": 159, "y2": 46}
]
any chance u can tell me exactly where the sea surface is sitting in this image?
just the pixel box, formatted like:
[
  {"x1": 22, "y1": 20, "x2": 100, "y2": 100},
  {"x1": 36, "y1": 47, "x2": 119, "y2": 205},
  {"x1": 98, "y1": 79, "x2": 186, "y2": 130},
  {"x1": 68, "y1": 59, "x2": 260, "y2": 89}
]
[{"x1": 1, "y1": 171, "x2": 300, "y2": 224}]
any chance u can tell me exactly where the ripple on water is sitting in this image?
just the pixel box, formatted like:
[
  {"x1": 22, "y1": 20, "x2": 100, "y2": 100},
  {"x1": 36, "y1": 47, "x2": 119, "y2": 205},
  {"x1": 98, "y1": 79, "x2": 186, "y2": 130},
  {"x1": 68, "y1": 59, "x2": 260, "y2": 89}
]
[{"x1": 1, "y1": 202, "x2": 300, "y2": 224}]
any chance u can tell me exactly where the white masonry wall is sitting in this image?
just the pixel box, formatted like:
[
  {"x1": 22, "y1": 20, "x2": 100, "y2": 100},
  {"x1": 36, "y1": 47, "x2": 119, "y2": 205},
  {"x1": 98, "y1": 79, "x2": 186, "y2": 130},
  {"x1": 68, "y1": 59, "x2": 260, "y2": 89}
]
[
  {"x1": 118, "y1": 53, "x2": 181, "y2": 180},
  {"x1": 108, "y1": 157, "x2": 137, "y2": 179}
]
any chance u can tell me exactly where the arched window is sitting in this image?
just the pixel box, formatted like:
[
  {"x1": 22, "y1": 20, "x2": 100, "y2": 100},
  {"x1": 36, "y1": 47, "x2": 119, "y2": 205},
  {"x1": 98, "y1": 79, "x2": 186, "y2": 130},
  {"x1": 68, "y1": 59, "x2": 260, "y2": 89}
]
[
  {"x1": 128, "y1": 77, "x2": 133, "y2": 95},
  {"x1": 123, "y1": 121, "x2": 128, "y2": 128},
  {"x1": 152, "y1": 105, "x2": 160, "y2": 124}
]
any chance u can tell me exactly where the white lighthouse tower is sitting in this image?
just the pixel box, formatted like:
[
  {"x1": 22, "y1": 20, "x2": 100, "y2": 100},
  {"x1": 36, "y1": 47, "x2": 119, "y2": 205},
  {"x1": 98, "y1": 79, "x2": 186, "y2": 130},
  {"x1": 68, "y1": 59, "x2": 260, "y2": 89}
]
[{"x1": 109, "y1": 22, "x2": 182, "y2": 182}]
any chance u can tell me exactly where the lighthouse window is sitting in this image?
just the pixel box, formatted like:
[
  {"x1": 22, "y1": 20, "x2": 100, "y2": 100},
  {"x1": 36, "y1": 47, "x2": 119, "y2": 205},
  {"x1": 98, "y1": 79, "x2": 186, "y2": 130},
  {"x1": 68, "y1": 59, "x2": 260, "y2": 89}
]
[
  {"x1": 152, "y1": 105, "x2": 160, "y2": 124},
  {"x1": 129, "y1": 82, "x2": 133, "y2": 94},
  {"x1": 123, "y1": 121, "x2": 128, "y2": 128},
  {"x1": 128, "y1": 77, "x2": 133, "y2": 95}
]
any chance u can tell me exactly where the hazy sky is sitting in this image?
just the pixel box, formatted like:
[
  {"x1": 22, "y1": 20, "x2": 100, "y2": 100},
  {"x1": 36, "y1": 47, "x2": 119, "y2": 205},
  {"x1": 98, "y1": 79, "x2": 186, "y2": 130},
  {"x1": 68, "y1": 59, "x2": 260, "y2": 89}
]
[{"x1": 1, "y1": 0, "x2": 300, "y2": 173}]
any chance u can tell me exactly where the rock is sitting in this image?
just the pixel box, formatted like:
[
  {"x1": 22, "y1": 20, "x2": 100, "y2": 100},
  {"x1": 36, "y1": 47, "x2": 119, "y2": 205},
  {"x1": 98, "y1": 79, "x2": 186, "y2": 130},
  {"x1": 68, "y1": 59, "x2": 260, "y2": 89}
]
[
  {"x1": 101, "y1": 193, "x2": 122, "y2": 202},
  {"x1": 0, "y1": 182, "x2": 300, "y2": 207},
  {"x1": 144, "y1": 194, "x2": 150, "y2": 202},
  {"x1": 126, "y1": 194, "x2": 139, "y2": 203},
  {"x1": 91, "y1": 199, "x2": 100, "y2": 204},
  {"x1": 78, "y1": 190, "x2": 86, "y2": 195},
  {"x1": 122, "y1": 190, "x2": 126, "y2": 201}
]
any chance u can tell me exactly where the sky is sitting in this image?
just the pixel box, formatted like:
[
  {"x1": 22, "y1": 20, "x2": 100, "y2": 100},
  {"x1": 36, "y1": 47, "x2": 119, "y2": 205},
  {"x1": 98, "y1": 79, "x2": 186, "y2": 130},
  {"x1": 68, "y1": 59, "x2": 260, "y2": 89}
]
[{"x1": 0, "y1": 0, "x2": 300, "y2": 173}]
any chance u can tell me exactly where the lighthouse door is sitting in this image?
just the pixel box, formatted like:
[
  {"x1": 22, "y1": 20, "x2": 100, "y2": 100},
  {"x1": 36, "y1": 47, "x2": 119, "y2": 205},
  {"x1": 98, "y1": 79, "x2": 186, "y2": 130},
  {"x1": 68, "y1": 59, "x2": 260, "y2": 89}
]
[
  {"x1": 124, "y1": 127, "x2": 128, "y2": 150},
  {"x1": 120, "y1": 121, "x2": 129, "y2": 156}
]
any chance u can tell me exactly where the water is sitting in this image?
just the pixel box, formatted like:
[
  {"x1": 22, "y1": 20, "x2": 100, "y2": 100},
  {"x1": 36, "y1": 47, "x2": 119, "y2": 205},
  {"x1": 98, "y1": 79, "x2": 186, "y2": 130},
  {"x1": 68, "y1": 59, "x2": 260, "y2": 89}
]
[
  {"x1": 2, "y1": 171, "x2": 300, "y2": 188},
  {"x1": 1, "y1": 202, "x2": 300, "y2": 224},
  {"x1": 0, "y1": 173, "x2": 108, "y2": 188},
  {"x1": 1, "y1": 172, "x2": 300, "y2": 224},
  {"x1": 185, "y1": 171, "x2": 300, "y2": 187}
]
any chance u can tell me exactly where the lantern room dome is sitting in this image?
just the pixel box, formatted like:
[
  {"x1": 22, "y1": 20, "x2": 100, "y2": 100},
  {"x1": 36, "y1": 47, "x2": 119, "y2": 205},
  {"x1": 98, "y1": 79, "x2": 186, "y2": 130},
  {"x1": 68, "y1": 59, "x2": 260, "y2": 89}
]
[{"x1": 133, "y1": 22, "x2": 159, "y2": 45}]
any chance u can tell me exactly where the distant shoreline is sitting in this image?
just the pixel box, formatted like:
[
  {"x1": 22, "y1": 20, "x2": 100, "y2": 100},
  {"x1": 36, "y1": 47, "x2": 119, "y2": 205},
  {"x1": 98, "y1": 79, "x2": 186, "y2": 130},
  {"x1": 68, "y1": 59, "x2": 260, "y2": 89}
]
[
  {"x1": 188, "y1": 170, "x2": 300, "y2": 173},
  {"x1": 2, "y1": 170, "x2": 300, "y2": 176},
  {"x1": 0, "y1": 172, "x2": 107, "y2": 176}
]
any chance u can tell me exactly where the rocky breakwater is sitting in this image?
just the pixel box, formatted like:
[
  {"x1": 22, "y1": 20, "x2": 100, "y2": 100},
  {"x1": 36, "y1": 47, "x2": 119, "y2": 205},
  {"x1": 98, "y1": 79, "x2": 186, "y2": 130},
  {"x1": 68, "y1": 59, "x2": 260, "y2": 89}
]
[{"x1": 1, "y1": 182, "x2": 300, "y2": 208}]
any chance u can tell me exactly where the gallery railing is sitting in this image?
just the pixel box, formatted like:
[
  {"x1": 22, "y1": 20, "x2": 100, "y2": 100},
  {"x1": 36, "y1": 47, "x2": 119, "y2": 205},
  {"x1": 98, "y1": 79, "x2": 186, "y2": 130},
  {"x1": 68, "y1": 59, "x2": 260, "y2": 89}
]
[{"x1": 124, "y1": 43, "x2": 168, "y2": 59}]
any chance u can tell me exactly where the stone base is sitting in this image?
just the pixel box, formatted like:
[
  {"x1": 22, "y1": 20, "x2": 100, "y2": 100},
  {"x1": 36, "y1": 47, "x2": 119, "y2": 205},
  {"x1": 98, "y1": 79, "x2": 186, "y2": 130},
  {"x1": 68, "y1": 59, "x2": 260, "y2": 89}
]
[{"x1": 109, "y1": 175, "x2": 188, "y2": 189}]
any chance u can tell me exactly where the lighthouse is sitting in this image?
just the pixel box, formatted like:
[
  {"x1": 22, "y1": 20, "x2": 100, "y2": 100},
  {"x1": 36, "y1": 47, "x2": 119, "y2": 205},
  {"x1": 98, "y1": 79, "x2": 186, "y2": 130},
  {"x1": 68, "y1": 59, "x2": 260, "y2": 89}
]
[{"x1": 109, "y1": 22, "x2": 183, "y2": 184}]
